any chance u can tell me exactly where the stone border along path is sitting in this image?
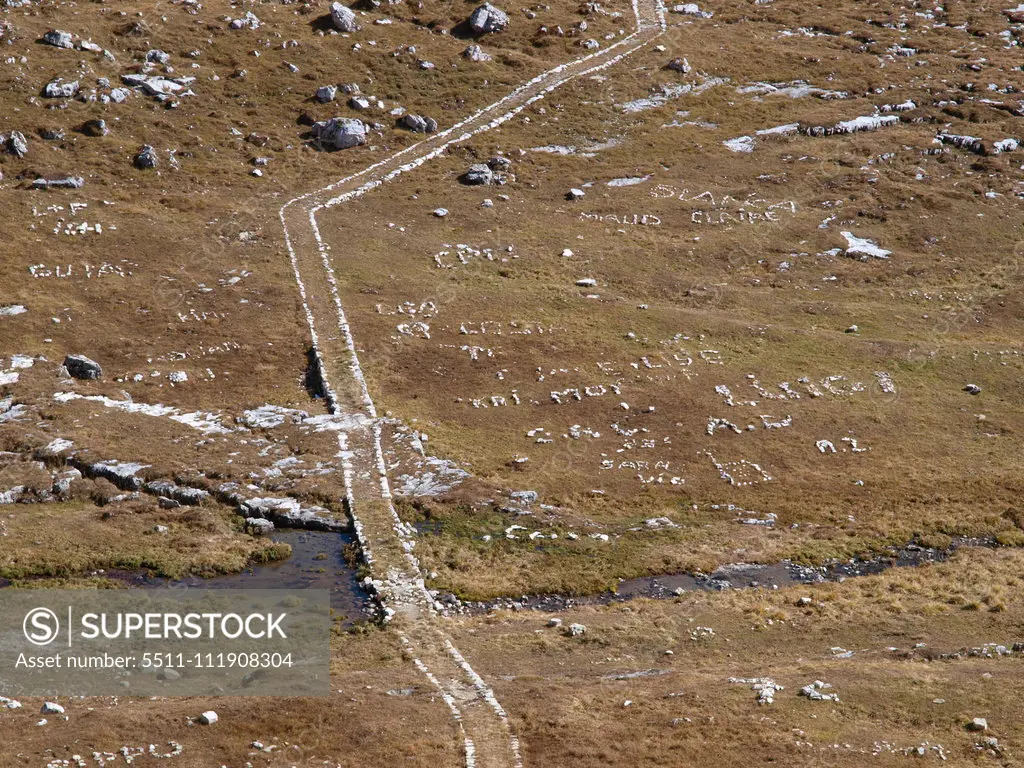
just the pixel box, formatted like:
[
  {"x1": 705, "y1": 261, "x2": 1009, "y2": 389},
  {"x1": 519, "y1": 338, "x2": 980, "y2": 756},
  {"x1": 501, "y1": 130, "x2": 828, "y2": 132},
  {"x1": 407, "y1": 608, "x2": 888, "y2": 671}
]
[{"x1": 279, "y1": 2, "x2": 665, "y2": 765}]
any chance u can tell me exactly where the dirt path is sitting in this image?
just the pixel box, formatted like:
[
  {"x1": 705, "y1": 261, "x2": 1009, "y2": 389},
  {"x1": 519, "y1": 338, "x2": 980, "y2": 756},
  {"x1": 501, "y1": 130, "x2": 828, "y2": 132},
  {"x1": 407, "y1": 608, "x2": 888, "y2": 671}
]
[{"x1": 279, "y1": 3, "x2": 665, "y2": 765}]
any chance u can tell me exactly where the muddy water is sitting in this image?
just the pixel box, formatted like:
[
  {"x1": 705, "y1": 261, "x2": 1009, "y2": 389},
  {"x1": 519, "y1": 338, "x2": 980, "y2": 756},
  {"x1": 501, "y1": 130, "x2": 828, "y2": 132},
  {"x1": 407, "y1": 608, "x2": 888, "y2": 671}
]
[
  {"x1": 169, "y1": 529, "x2": 373, "y2": 622},
  {"x1": 0, "y1": 530, "x2": 375, "y2": 625},
  {"x1": 453, "y1": 541, "x2": 981, "y2": 615}
]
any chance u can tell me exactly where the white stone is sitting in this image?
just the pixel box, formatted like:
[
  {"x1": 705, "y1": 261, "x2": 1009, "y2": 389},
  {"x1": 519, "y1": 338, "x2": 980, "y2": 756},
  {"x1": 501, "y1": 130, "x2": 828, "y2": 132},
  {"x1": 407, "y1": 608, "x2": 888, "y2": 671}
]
[
  {"x1": 469, "y1": 3, "x2": 510, "y2": 33},
  {"x1": 330, "y1": 3, "x2": 360, "y2": 33}
]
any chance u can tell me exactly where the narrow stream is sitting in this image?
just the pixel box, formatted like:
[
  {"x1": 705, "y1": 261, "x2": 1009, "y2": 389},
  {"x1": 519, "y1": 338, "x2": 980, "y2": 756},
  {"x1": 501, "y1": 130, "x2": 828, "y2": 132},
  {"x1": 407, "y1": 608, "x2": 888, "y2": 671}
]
[{"x1": 168, "y1": 530, "x2": 373, "y2": 623}]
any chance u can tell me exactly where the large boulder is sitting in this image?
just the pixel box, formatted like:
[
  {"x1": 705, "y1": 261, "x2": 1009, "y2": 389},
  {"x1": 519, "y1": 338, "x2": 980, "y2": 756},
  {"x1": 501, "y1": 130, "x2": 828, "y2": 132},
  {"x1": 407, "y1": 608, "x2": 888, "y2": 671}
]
[
  {"x1": 6, "y1": 131, "x2": 27, "y2": 157},
  {"x1": 63, "y1": 354, "x2": 102, "y2": 380},
  {"x1": 134, "y1": 144, "x2": 158, "y2": 169},
  {"x1": 330, "y1": 2, "x2": 360, "y2": 32},
  {"x1": 461, "y1": 163, "x2": 493, "y2": 185},
  {"x1": 311, "y1": 117, "x2": 367, "y2": 150},
  {"x1": 469, "y1": 4, "x2": 509, "y2": 34},
  {"x1": 41, "y1": 29, "x2": 74, "y2": 48}
]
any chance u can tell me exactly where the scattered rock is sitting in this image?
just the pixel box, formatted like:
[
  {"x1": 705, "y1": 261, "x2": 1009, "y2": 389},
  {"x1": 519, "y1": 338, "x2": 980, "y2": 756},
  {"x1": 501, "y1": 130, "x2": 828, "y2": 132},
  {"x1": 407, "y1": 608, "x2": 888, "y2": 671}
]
[
  {"x1": 463, "y1": 44, "x2": 492, "y2": 62},
  {"x1": 80, "y1": 119, "x2": 108, "y2": 137},
  {"x1": 799, "y1": 680, "x2": 839, "y2": 702},
  {"x1": 398, "y1": 114, "x2": 437, "y2": 133},
  {"x1": 134, "y1": 145, "x2": 158, "y2": 169},
  {"x1": 671, "y1": 3, "x2": 712, "y2": 17},
  {"x1": 841, "y1": 231, "x2": 890, "y2": 260},
  {"x1": 575, "y1": 278, "x2": 597, "y2": 287},
  {"x1": 666, "y1": 57, "x2": 691, "y2": 74},
  {"x1": 469, "y1": 3, "x2": 510, "y2": 34},
  {"x1": 566, "y1": 188, "x2": 585, "y2": 200},
  {"x1": 41, "y1": 29, "x2": 74, "y2": 49},
  {"x1": 547, "y1": 617, "x2": 562, "y2": 628},
  {"x1": 964, "y1": 384, "x2": 981, "y2": 395},
  {"x1": 433, "y1": 208, "x2": 449, "y2": 218},
  {"x1": 41, "y1": 702, "x2": 64, "y2": 715},
  {"x1": 63, "y1": 354, "x2": 102, "y2": 380},
  {"x1": 146, "y1": 49, "x2": 171, "y2": 64},
  {"x1": 330, "y1": 2, "x2": 360, "y2": 32},
  {"x1": 966, "y1": 718, "x2": 988, "y2": 732},
  {"x1": 43, "y1": 79, "x2": 80, "y2": 99},
  {"x1": 6, "y1": 131, "x2": 28, "y2": 157},
  {"x1": 229, "y1": 11, "x2": 261, "y2": 30},
  {"x1": 844, "y1": 324, "x2": 858, "y2": 333},
  {"x1": 198, "y1": 711, "x2": 218, "y2": 725},
  {"x1": 246, "y1": 517, "x2": 275, "y2": 535},
  {"x1": 566, "y1": 623, "x2": 586, "y2": 637},
  {"x1": 315, "y1": 85, "x2": 338, "y2": 103},
  {"x1": 311, "y1": 117, "x2": 367, "y2": 150}
]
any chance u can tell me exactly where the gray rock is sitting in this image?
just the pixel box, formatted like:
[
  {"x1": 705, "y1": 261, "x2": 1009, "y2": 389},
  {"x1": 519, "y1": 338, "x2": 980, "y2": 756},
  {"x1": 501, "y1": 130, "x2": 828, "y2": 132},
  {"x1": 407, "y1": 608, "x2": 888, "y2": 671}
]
[
  {"x1": 145, "y1": 480, "x2": 209, "y2": 505},
  {"x1": 245, "y1": 517, "x2": 275, "y2": 535},
  {"x1": 43, "y1": 79, "x2": 79, "y2": 99},
  {"x1": 80, "y1": 119, "x2": 108, "y2": 137},
  {"x1": 134, "y1": 145, "x2": 158, "y2": 169},
  {"x1": 197, "y1": 710, "x2": 218, "y2": 725},
  {"x1": 398, "y1": 113, "x2": 437, "y2": 133},
  {"x1": 469, "y1": 3, "x2": 510, "y2": 33},
  {"x1": 241, "y1": 497, "x2": 347, "y2": 531},
  {"x1": 463, "y1": 44, "x2": 492, "y2": 62},
  {"x1": 666, "y1": 57, "x2": 691, "y2": 73},
  {"x1": 31, "y1": 176, "x2": 84, "y2": 189},
  {"x1": 63, "y1": 354, "x2": 102, "y2": 380},
  {"x1": 158, "y1": 668, "x2": 181, "y2": 681},
  {"x1": 461, "y1": 163, "x2": 494, "y2": 185},
  {"x1": 510, "y1": 490, "x2": 537, "y2": 505},
  {"x1": 567, "y1": 188, "x2": 585, "y2": 200},
  {"x1": 41, "y1": 30, "x2": 74, "y2": 49},
  {"x1": 967, "y1": 718, "x2": 988, "y2": 732},
  {"x1": 315, "y1": 84, "x2": 338, "y2": 103},
  {"x1": 229, "y1": 11, "x2": 261, "y2": 30},
  {"x1": 39, "y1": 128, "x2": 65, "y2": 141},
  {"x1": 7, "y1": 131, "x2": 27, "y2": 157},
  {"x1": 146, "y1": 49, "x2": 171, "y2": 64},
  {"x1": 964, "y1": 384, "x2": 981, "y2": 395},
  {"x1": 311, "y1": 117, "x2": 367, "y2": 150},
  {"x1": 330, "y1": 2, "x2": 360, "y2": 32},
  {"x1": 348, "y1": 95, "x2": 372, "y2": 110},
  {"x1": 41, "y1": 702, "x2": 64, "y2": 714},
  {"x1": 487, "y1": 155, "x2": 511, "y2": 171},
  {"x1": 566, "y1": 623, "x2": 586, "y2": 637}
]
